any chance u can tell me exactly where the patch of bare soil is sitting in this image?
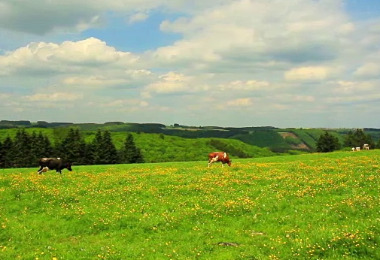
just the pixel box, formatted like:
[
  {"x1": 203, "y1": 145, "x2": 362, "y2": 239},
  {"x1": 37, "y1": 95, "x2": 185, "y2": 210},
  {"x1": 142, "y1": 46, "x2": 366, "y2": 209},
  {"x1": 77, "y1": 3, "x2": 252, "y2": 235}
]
[{"x1": 279, "y1": 132, "x2": 310, "y2": 150}]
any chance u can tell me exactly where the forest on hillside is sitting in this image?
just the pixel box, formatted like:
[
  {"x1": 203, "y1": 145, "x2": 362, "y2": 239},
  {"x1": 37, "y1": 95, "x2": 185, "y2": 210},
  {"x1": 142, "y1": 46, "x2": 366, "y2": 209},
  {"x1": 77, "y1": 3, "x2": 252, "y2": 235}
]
[
  {"x1": 0, "y1": 127, "x2": 276, "y2": 168},
  {"x1": 0, "y1": 120, "x2": 379, "y2": 168},
  {"x1": 0, "y1": 129, "x2": 143, "y2": 168}
]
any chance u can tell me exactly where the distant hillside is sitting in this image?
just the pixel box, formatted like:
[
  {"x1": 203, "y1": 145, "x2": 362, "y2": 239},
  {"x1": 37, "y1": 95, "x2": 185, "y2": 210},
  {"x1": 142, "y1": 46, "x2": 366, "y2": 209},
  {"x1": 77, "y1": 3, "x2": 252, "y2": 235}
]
[
  {"x1": 0, "y1": 127, "x2": 275, "y2": 163},
  {"x1": 1, "y1": 120, "x2": 379, "y2": 156}
]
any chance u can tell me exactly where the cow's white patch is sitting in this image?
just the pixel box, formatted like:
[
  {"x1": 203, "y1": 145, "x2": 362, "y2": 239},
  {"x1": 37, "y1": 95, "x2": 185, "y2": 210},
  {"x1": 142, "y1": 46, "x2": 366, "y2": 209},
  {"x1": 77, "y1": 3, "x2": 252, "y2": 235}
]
[
  {"x1": 223, "y1": 152, "x2": 227, "y2": 158},
  {"x1": 38, "y1": 166, "x2": 49, "y2": 173}
]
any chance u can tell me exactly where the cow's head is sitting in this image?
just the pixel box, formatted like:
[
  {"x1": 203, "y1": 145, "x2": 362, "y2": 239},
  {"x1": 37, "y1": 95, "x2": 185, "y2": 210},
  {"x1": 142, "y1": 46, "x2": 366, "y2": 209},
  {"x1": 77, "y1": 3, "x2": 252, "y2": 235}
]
[
  {"x1": 66, "y1": 162, "x2": 73, "y2": 171},
  {"x1": 227, "y1": 160, "x2": 232, "y2": 167}
]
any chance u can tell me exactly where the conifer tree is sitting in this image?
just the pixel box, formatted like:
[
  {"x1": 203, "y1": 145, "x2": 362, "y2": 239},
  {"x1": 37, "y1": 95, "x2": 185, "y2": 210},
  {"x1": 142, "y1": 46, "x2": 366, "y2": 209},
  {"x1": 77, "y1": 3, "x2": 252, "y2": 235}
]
[
  {"x1": 344, "y1": 129, "x2": 374, "y2": 148},
  {"x1": 27, "y1": 131, "x2": 55, "y2": 164},
  {"x1": 0, "y1": 140, "x2": 3, "y2": 168},
  {"x1": 317, "y1": 131, "x2": 341, "y2": 152},
  {"x1": 13, "y1": 129, "x2": 33, "y2": 167},
  {"x1": 101, "y1": 130, "x2": 119, "y2": 164},
  {"x1": 91, "y1": 129, "x2": 104, "y2": 164},
  {"x1": 59, "y1": 128, "x2": 86, "y2": 164},
  {"x1": 1, "y1": 137, "x2": 14, "y2": 168},
  {"x1": 42, "y1": 133, "x2": 54, "y2": 157},
  {"x1": 120, "y1": 133, "x2": 144, "y2": 163},
  {"x1": 30, "y1": 132, "x2": 44, "y2": 163}
]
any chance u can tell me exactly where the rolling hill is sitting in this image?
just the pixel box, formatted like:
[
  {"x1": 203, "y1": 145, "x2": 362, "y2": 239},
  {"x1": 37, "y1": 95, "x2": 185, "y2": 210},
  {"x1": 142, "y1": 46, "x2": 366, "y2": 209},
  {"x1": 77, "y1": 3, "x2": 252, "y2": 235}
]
[{"x1": 0, "y1": 120, "x2": 379, "y2": 163}]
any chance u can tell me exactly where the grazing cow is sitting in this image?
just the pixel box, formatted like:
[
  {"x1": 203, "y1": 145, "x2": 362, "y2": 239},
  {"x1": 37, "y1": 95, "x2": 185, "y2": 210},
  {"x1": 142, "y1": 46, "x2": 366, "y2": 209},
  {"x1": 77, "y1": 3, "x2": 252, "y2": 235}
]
[
  {"x1": 355, "y1": 147, "x2": 361, "y2": 151},
  {"x1": 208, "y1": 152, "x2": 231, "y2": 167},
  {"x1": 351, "y1": 147, "x2": 355, "y2": 152},
  {"x1": 37, "y1": 158, "x2": 72, "y2": 174},
  {"x1": 363, "y1": 144, "x2": 370, "y2": 150}
]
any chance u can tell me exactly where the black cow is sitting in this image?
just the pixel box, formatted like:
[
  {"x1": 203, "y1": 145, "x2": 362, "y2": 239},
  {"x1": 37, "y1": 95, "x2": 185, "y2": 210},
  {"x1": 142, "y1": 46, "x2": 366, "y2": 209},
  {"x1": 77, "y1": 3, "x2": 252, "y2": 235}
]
[{"x1": 37, "y1": 158, "x2": 72, "y2": 174}]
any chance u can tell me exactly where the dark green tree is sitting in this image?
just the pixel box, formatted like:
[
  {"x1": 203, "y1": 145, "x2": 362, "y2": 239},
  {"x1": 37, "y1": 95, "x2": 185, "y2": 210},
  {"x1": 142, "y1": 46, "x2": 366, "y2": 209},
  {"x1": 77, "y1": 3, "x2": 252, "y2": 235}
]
[
  {"x1": 89, "y1": 130, "x2": 119, "y2": 164},
  {"x1": 42, "y1": 133, "x2": 54, "y2": 157},
  {"x1": 12, "y1": 129, "x2": 33, "y2": 167},
  {"x1": 30, "y1": 131, "x2": 54, "y2": 165},
  {"x1": 90, "y1": 129, "x2": 104, "y2": 164},
  {"x1": 317, "y1": 131, "x2": 341, "y2": 152},
  {"x1": 1, "y1": 137, "x2": 14, "y2": 168},
  {"x1": 58, "y1": 128, "x2": 86, "y2": 164},
  {"x1": 0, "y1": 140, "x2": 3, "y2": 168},
  {"x1": 101, "y1": 130, "x2": 119, "y2": 164},
  {"x1": 344, "y1": 129, "x2": 374, "y2": 148},
  {"x1": 120, "y1": 133, "x2": 144, "y2": 163}
]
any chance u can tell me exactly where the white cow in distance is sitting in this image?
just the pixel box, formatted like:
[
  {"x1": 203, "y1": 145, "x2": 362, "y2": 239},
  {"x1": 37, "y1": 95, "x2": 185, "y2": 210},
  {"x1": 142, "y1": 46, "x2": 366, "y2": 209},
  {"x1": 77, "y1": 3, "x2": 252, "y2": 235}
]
[{"x1": 363, "y1": 144, "x2": 370, "y2": 150}]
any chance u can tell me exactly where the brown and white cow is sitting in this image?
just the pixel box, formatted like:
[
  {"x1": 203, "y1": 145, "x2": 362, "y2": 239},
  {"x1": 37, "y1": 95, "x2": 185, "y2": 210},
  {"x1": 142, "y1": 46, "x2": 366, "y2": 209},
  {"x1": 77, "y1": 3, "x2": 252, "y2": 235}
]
[{"x1": 208, "y1": 152, "x2": 231, "y2": 167}]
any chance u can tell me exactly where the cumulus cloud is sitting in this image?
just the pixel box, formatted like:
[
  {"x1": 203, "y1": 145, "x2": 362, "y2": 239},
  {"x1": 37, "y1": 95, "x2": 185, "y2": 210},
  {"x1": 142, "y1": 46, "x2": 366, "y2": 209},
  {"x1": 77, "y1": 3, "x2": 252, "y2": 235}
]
[
  {"x1": 101, "y1": 99, "x2": 149, "y2": 108},
  {"x1": 0, "y1": 0, "x2": 231, "y2": 35},
  {"x1": 0, "y1": 37, "x2": 139, "y2": 76},
  {"x1": 153, "y1": 0, "x2": 351, "y2": 69},
  {"x1": 354, "y1": 63, "x2": 380, "y2": 78},
  {"x1": 227, "y1": 98, "x2": 253, "y2": 107},
  {"x1": 284, "y1": 66, "x2": 329, "y2": 81},
  {"x1": 142, "y1": 72, "x2": 194, "y2": 98},
  {"x1": 331, "y1": 80, "x2": 376, "y2": 95},
  {"x1": 128, "y1": 12, "x2": 149, "y2": 24},
  {"x1": 0, "y1": 0, "x2": 102, "y2": 34},
  {"x1": 0, "y1": 0, "x2": 380, "y2": 127},
  {"x1": 24, "y1": 92, "x2": 83, "y2": 102},
  {"x1": 220, "y1": 80, "x2": 270, "y2": 91}
]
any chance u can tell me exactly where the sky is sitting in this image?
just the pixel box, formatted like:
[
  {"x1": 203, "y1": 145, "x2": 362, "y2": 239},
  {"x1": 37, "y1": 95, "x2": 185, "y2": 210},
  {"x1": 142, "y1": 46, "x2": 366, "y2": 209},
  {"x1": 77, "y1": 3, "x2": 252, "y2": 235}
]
[{"x1": 0, "y1": 0, "x2": 379, "y2": 128}]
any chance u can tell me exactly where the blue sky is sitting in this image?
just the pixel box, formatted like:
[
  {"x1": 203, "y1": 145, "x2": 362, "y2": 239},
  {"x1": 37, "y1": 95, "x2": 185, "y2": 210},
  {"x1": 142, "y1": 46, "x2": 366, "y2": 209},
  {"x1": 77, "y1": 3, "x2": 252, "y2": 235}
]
[{"x1": 0, "y1": 0, "x2": 379, "y2": 128}]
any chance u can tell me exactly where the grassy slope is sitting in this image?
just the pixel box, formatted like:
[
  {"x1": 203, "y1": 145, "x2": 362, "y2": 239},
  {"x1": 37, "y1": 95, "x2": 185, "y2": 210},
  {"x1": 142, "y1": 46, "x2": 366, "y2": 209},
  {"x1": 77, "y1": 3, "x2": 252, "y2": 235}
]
[
  {"x1": 0, "y1": 150, "x2": 378, "y2": 259},
  {"x1": 1, "y1": 127, "x2": 378, "y2": 160},
  {"x1": 0, "y1": 129, "x2": 274, "y2": 162}
]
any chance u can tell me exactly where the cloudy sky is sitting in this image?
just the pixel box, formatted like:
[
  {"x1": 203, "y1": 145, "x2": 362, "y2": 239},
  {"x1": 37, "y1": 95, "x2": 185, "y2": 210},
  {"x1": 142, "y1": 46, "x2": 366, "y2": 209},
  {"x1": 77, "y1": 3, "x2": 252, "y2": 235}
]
[{"x1": 0, "y1": 0, "x2": 379, "y2": 128}]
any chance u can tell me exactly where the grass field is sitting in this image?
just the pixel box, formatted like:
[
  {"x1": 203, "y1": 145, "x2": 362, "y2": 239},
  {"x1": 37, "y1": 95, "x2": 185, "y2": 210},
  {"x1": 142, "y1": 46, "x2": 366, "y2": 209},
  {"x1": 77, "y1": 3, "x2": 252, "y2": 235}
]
[{"x1": 0, "y1": 151, "x2": 379, "y2": 259}]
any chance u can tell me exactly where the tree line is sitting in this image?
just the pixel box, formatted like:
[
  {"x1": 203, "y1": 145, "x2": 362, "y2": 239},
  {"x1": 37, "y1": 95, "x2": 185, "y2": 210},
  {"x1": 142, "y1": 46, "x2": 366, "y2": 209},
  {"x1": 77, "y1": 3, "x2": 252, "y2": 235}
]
[
  {"x1": 316, "y1": 129, "x2": 377, "y2": 153},
  {"x1": 0, "y1": 129, "x2": 143, "y2": 168}
]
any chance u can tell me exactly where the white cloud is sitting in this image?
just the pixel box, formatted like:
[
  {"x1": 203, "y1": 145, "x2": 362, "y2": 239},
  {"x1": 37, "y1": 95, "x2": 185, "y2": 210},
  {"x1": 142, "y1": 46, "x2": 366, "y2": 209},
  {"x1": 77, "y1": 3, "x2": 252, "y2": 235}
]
[
  {"x1": 293, "y1": 95, "x2": 315, "y2": 102},
  {"x1": 0, "y1": 37, "x2": 139, "y2": 75},
  {"x1": 153, "y1": 0, "x2": 351, "y2": 68},
  {"x1": 143, "y1": 72, "x2": 192, "y2": 97},
  {"x1": 62, "y1": 69, "x2": 153, "y2": 88},
  {"x1": 0, "y1": 0, "x2": 232, "y2": 35},
  {"x1": 227, "y1": 98, "x2": 253, "y2": 107},
  {"x1": 220, "y1": 80, "x2": 270, "y2": 91},
  {"x1": 1, "y1": 0, "x2": 380, "y2": 127},
  {"x1": 101, "y1": 99, "x2": 149, "y2": 108},
  {"x1": 24, "y1": 92, "x2": 83, "y2": 102},
  {"x1": 63, "y1": 76, "x2": 127, "y2": 87},
  {"x1": 128, "y1": 12, "x2": 149, "y2": 24},
  {"x1": 284, "y1": 66, "x2": 329, "y2": 81},
  {"x1": 354, "y1": 63, "x2": 380, "y2": 78},
  {"x1": 331, "y1": 80, "x2": 375, "y2": 95}
]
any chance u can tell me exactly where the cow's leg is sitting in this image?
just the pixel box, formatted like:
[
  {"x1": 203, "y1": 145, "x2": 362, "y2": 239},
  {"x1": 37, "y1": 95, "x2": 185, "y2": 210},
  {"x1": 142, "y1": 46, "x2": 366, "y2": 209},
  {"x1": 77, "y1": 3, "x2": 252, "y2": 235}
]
[
  {"x1": 37, "y1": 166, "x2": 43, "y2": 174},
  {"x1": 208, "y1": 160, "x2": 214, "y2": 167},
  {"x1": 208, "y1": 156, "x2": 219, "y2": 167}
]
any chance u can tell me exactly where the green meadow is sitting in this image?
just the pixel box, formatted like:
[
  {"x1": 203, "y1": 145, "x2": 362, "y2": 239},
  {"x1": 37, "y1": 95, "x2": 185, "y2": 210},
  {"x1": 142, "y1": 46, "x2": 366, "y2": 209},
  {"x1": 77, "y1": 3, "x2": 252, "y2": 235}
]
[{"x1": 0, "y1": 151, "x2": 379, "y2": 259}]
